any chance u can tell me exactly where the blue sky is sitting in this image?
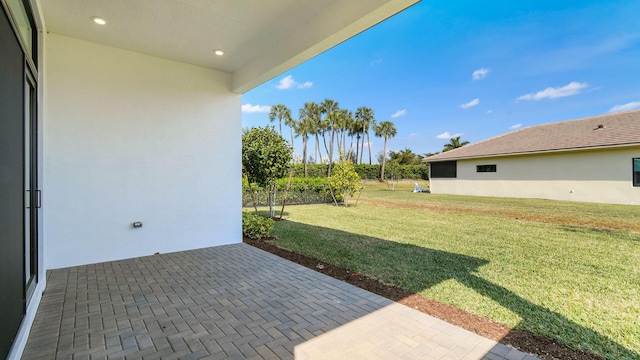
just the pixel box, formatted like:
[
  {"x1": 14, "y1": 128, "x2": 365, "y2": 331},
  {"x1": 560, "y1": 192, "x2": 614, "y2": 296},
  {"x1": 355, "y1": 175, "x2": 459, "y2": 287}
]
[{"x1": 241, "y1": 0, "x2": 640, "y2": 161}]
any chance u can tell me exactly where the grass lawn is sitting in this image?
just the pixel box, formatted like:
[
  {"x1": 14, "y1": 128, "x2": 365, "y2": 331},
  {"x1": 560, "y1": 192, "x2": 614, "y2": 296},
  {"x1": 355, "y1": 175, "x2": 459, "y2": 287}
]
[{"x1": 265, "y1": 180, "x2": 640, "y2": 360}]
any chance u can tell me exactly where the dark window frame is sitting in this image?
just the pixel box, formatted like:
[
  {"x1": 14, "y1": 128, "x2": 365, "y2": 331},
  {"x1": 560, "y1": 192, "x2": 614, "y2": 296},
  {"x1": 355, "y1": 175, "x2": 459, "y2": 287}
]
[
  {"x1": 633, "y1": 158, "x2": 640, "y2": 187},
  {"x1": 430, "y1": 161, "x2": 457, "y2": 178},
  {"x1": 4, "y1": 0, "x2": 37, "y2": 70},
  {"x1": 476, "y1": 164, "x2": 497, "y2": 173}
]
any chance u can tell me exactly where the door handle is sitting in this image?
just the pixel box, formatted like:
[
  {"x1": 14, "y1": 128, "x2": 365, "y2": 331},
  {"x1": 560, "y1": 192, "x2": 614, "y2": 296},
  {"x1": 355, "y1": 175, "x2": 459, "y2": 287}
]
[{"x1": 35, "y1": 190, "x2": 41, "y2": 209}]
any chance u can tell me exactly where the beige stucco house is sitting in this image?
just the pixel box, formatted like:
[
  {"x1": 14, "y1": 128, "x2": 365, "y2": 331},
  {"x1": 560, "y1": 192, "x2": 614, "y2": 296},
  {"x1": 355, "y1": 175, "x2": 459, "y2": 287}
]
[
  {"x1": 426, "y1": 111, "x2": 640, "y2": 205},
  {"x1": 0, "y1": 1, "x2": 419, "y2": 358}
]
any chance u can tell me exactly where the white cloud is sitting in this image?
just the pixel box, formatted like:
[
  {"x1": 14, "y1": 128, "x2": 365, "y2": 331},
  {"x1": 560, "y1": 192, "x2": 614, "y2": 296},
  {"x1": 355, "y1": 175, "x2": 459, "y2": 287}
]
[
  {"x1": 276, "y1": 75, "x2": 313, "y2": 90},
  {"x1": 609, "y1": 101, "x2": 640, "y2": 113},
  {"x1": 391, "y1": 109, "x2": 407, "y2": 118},
  {"x1": 242, "y1": 103, "x2": 271, "y2": 113},
  {"x1": 517, "y1": 81, "x2": 587, "y2": 101},
  {"x1": 486, "y1": 109, "x2": 493, "y2": 114},
  {"x1": 276, "y1": 75, "x2": 296, "y2": 90},
  {"x1": 370, "y1": 58, "x2": 383, "y2": 67},
  {"x1": 472, "y1": 68, "x2": 490, "y2": 80},
  {"x1": 509, "y1": 123, "x2": 522, "y2": 130},
  {"x1": 460, "y1": 98, "x2": 480, "y2": 109},
  {"x1": 409, "y1": 133, "x2": 419, "y2": 137},
  {"x1": 436, "y1": 132, "x2": 463, "y2": 139}
]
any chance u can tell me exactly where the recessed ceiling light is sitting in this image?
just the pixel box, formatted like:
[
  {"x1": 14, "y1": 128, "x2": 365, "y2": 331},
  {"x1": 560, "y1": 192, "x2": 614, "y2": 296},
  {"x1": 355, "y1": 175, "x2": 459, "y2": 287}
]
[
  {"x1": 91, "y1": 17, "x2": 107, "y2": 25},
  {"x1": 214, "y1": 49, "x2": 224, "y2": 56}
]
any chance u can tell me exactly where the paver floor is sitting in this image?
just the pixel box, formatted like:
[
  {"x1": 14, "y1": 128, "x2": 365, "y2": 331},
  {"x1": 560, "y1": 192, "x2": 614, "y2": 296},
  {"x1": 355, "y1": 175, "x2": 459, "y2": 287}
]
[{"x1": 22, "y1": 243, "x2": 538, "y2": 359}]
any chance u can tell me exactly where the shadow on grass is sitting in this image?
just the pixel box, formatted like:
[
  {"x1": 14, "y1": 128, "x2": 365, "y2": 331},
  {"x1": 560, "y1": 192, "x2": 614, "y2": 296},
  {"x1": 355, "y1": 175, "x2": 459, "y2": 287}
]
[{"x1": 272, "y1": 221, "x2": 637, "y2": 360}]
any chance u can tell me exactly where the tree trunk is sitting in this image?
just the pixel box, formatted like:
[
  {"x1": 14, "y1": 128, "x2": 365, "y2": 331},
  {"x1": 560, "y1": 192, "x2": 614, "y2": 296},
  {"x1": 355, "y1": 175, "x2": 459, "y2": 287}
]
[
  {"x1": 342, "y1": 128, "x2": 347, "y2": 157},
  {"x1": 290, "y1": 127, "x2": 294, "y2": 152},
  {"x1": 381, "y1": 138, "x2": 387, "y2": 180},
  {"x1": 315, "y1": 133, "x2": 321, "y2": 164},
  {"x1": 269, "y1": 183, "x2": 276, "y2": 218},
  {"x1": 367, "y1": 131, "x2": 372, "y2": 165},
  {"x1": 303, "y1": 136, "x2": 308, "y2": 177},
  {"x1": 360, "y1": 125, "x2": 366, "y2": 164},
  {"x1": 322, "y1": 131, "x2": 329, "y2": 163},
  {"x1": 328, "y1": 129, "x2": 335, "y2": 177},
  {"x1": 279, "y1": 169, "x2": 294, "y2": 219},
  {"x1": 355, "y1": 135, "x2": 360, "y2": 164}
]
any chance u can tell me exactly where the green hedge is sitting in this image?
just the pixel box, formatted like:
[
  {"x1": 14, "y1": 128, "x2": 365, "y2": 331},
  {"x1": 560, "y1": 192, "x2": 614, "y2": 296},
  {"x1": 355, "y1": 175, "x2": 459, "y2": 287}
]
[
  {"x1": 243, "y1": 177, "x2": 331, "y2": 206},
  {"x1": 290, "y1": 164, "x2": 428, "y2": 180}
]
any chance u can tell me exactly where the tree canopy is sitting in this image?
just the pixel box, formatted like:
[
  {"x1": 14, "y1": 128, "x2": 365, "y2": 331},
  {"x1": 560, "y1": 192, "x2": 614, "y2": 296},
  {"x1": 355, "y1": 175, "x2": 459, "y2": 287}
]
[
  {"x1": 242, "y1": 126, "x2": 293, "y2": 216},
  {"x1": 389, "y1": 148, "x2": 423, "y2": 165},
  {"x1": 443, "y1": 136, "x2": 469, "y2": 152},
  {"x1": 242, "y1": 126, "x2": 292, "y2": 186}
]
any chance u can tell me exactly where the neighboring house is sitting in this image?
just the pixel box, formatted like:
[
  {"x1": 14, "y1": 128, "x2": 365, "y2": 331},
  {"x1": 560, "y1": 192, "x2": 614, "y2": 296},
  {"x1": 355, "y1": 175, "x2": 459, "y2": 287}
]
[
  {"x1": 0, "y1": 1, "x2": 418, "y2": 358},
  {"x1": 425, "y1": 110, "x2": 640, "y2": 205}
]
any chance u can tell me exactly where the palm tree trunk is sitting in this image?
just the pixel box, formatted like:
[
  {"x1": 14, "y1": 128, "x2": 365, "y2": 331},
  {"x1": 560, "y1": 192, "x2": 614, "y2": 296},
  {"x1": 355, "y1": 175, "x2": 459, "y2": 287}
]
[
  {"x1": 349, "y1": 134, "x2": 354, "y2": 162},
  {"x1": 322, "y1": 131, "x2": 329, "y2": 163},
  {"x1": 367, "y1": 131, "x2": 372, "y2": 165},
  {"x1": 355, "y1": 135, "x2": 360, "y2": 164},
  {"x1": 360, "y1": 125, "x2": 366, "y2": 164},
  {"x1": 315, "y1": 133, "x2": 321, "y2": 164},
  {"x1": 381, "y1": 138, "x2": 387, "y2": 180},
  {"x1": 303, "y1": 136, "x2": 308, "y2": 177},
  {"x1": 328, "y1": 129, "x2": 335, "y2": 176},
  {"x1": 290, "y1": 127, "x2": 294, "y2": 152}
]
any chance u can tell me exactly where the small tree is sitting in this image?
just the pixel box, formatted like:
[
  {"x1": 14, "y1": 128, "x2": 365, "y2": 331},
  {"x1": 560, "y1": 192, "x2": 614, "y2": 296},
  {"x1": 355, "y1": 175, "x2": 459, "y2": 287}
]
[
  {"x1": 373, "y1": 120, "x2": 397, "y2": 180},
  {"x1": 385, "y1": 159, "x2": 400, "y2": 191},
  {"x1": 242, "y1": 126, "x2": 292, "y2": 217},
  {"x1": 328, "y1": 157, "x2": 363, "y2": 207}
]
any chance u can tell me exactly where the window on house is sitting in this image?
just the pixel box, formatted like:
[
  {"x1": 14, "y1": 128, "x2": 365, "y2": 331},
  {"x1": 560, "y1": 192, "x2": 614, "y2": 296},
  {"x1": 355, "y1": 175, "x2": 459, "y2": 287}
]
[
  {"x1": 634, "y1": 158, "x2": 640, "y2": 187},
  {"x1": 477, "y1": 164, "x2": 496, "y2": 173},
  {"x1": 431, "y1": 161, "x2": 457, "y2": 178}
]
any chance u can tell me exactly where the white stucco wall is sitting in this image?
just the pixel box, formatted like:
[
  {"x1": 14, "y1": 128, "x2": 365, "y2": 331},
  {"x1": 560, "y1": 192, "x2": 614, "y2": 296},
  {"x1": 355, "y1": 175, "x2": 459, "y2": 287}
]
[
  {"x1": 430, "y1": 148, "x2": 640, "y2": 205},
  {"x1": 44, "y1": 34, "x2": 241, "y2": 269}
]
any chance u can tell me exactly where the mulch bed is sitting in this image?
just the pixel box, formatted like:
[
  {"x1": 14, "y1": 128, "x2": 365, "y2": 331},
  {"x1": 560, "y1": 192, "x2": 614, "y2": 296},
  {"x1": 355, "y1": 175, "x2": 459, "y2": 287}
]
[{"x1": 244, "y1": 236, "x2": 602, "y2": 360}]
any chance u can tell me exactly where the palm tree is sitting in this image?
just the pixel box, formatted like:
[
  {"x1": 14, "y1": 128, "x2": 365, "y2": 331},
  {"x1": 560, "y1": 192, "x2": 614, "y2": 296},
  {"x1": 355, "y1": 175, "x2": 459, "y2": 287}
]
[
  {"x1": 284, "y1": 114, "x2": 297, "y2": 149},
  {"x1": 355, "y1": 106, "x2": 374, "y2": 164},
  {"x1": 349, "y1": 116, "x2": 362, "y2": 163},
  {"x1": 334, "y1": 109, "x2": 353, "y2": 158},
  {"x1": 300, "y1": 102, "x2": 322, "y2": 163},
  {"x1": 320, "y1": 99, "x2": 339, "y2": 175},
  {"x1": 268, "y1": 104, "x2": 291, "y2": 137},
  {"x1": 373, "y1": 120, "x2": 397, "y2": 180},
  {"x1": 443, "y1": 136, "x2": 469, "y2": 152},
  {"x1": 295, "y1": 115, "x2": 313, "y2": 177},
  {"x1": 366, "y1": 119, "x2": 375, "y2": 165}
]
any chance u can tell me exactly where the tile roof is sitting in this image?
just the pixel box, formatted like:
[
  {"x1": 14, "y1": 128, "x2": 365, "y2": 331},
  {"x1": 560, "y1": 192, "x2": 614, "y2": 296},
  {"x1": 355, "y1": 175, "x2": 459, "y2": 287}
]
[{"x1": 426, "y1": 110, "x2": 640, "y2": 162}]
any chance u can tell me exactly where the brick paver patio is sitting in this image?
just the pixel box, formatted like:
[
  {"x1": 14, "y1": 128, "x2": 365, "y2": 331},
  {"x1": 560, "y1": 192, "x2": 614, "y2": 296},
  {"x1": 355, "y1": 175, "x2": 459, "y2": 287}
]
[{"x1": 21, "y1": 243, "x2": 537, "y2": 359}]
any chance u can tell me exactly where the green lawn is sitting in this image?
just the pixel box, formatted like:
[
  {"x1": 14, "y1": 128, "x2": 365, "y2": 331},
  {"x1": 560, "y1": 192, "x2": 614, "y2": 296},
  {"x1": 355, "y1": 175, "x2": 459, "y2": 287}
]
[{"x1": 265, "y1": 181, "x2": 640, "y2": 359}]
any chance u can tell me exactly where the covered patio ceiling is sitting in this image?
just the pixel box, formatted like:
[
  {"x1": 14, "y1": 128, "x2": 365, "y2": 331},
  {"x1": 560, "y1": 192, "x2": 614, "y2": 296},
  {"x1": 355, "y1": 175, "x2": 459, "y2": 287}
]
[{"x1": 41, "y1": 0, "x2": 420, "y2": 93}]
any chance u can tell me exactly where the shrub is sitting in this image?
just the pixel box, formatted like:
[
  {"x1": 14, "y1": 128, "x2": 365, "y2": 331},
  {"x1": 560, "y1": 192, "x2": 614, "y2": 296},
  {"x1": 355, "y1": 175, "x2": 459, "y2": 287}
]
[
  {"x1": 291, "y1": 163, "x2": 428, "y2": 180},
  {"x1": 242, "y1": 212, "x2": 274, "y2": 239},
  {"x1": 276, "y1": 177, "x2": 328, "y2": 192},
  {"x1": 328, "y1": 159, "x2": 363, "y2": 206}
]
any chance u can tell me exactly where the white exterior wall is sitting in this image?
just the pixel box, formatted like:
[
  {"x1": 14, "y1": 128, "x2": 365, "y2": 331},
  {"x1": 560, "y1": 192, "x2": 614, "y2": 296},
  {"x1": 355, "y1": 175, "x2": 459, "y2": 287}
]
[
  {"x1": 44, "y1": 34, "x2": 241, "y2": 269},
  {"x1": 430, "y1": 148, "x2": 640, "y2": 205}
]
